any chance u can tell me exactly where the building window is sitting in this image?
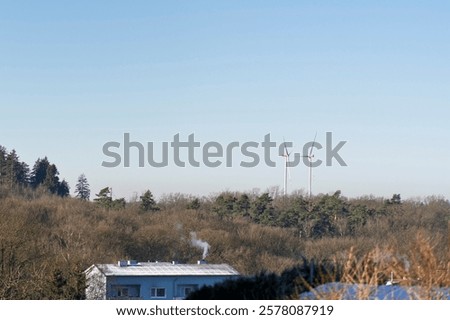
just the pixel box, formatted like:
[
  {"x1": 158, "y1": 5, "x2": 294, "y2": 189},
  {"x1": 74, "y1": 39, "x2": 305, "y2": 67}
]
[
  {"x1": 151, "y1": 287, "x2": 166, "y2": 298},
  {"x1": 184, "y1": 287, "x2": 193, "y2": 297},
  {"x1": 177, "y1": 285, "x2": 198, "y2": 298},
  {"x1": 111, "y1": 285, "x2": 140, "y2": 299},
  {"x1": 118, "y1": 287, "x2": 129, "y2": 297}
]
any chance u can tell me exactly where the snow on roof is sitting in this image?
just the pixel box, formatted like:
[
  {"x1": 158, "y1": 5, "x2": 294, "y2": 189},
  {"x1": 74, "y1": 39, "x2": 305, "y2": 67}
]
[
  {"x1": 299, "y1": 282, "x2": 450, "y2": 300},
  {"x1": 87, "y1": 262, "x2": 240, "y2": 277}
]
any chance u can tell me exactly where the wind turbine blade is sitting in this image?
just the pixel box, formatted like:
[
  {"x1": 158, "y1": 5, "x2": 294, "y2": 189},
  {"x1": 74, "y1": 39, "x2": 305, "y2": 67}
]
[
  {"x1": 284, "y1": 157, "x2": 288, "y2": 196},
  {"x1": 309, "y1": 132, "x2": 317, "y2": 157},
  {"x1": 287, "y1": 159, "x2": 292, "y2": 180},
  {"x1": 282, "y1": 137, "x2": 289, "y2": 156}
]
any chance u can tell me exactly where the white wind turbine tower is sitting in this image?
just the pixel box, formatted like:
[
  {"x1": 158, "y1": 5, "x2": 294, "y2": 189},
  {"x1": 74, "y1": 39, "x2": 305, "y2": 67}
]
[
  {"x1": 305, "y1": 133, "x2": 317, "y2": 198},
  {"x1": 281, "y1": 139, "x2": 292, "y2": 196}
]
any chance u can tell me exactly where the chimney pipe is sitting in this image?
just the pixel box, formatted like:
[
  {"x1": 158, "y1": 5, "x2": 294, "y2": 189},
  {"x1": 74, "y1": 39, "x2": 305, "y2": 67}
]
[
  {"x1": 127, "y1": 260, "x2": 138, "y2": 266},
  {"x1": 118, "y1": 260, "x2": 127, "y2": 267}
]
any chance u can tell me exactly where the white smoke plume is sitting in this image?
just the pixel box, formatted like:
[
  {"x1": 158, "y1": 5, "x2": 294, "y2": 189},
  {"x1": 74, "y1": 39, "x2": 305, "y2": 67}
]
[{"x1": 190, "y1": 232, "x2": 210, "y2": 259}]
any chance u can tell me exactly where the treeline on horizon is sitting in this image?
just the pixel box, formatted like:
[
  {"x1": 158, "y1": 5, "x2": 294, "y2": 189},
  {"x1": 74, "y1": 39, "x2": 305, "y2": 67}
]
[
  {"x1": 0, "y1": 145, "x2": 69, "y2": 197},
  {"x1": 0, "y1": 145, "x2": 449, "y2": 299}
]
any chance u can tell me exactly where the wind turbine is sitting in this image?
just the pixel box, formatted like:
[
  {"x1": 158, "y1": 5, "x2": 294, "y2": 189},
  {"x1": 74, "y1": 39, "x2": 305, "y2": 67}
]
[
  {"x1": 305, "y1": 133, "x2": 317, "y2": 198},
  {"x1": 281, "y1": 139, "x2": 292, "y2": 196}
]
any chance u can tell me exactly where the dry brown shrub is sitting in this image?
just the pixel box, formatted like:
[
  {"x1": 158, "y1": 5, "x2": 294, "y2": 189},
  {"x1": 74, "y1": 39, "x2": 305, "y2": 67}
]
[{"x1": 305, "y1": 231, "x2": 449, "y2": 300}]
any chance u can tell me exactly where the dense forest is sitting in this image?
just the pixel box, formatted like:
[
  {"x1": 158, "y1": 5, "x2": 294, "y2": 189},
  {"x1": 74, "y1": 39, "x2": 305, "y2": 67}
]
[{"x1": 0, "y1": 145, "x2": 448, "y2": 299}]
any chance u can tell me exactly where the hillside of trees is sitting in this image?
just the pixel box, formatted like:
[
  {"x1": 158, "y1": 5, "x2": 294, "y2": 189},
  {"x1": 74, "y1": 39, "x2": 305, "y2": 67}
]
[
  {"x1": 0, "y1": 145, "x2": 448, "y2": 299},
  {"x1": 0, "y1": 145, "x2": 69, "y2": 197}
]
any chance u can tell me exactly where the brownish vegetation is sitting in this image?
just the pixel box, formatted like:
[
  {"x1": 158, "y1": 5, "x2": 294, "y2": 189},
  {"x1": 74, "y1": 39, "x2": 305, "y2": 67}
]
[
  {"x1": 0, "y1": 186, "x2": 448, "y2": 299},
  {"x1": 300, "y1": 232, "x2": 449, "y2": 299}
]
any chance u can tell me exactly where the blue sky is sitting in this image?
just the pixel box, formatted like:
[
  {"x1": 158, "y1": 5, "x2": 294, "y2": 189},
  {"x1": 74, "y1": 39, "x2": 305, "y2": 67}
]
[{"x1": 1, "y1": 1, "x2": 449, "y2": 200}]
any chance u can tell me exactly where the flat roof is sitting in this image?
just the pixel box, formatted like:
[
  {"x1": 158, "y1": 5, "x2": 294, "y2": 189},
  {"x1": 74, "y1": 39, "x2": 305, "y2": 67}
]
[{"x1": 88, "y1": 262, "x2": 240, "y2": 277}]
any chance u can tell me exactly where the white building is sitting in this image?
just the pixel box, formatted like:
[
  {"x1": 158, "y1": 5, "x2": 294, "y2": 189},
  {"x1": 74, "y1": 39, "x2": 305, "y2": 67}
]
[{"x1": 84, "y1": 260, "x2": 240, "y2": 300}]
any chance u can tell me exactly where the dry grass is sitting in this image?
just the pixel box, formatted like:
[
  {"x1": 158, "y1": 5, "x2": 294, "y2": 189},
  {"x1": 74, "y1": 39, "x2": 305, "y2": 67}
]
[{"x1": 302, "y1": 232, "x2": 449, "y2": 300}]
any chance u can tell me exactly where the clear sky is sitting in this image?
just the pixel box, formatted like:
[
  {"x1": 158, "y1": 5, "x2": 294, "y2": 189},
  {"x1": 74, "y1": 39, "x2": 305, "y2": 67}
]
[{"x1": 1, "y1": 1, "x2": 449, "y2": 200}]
